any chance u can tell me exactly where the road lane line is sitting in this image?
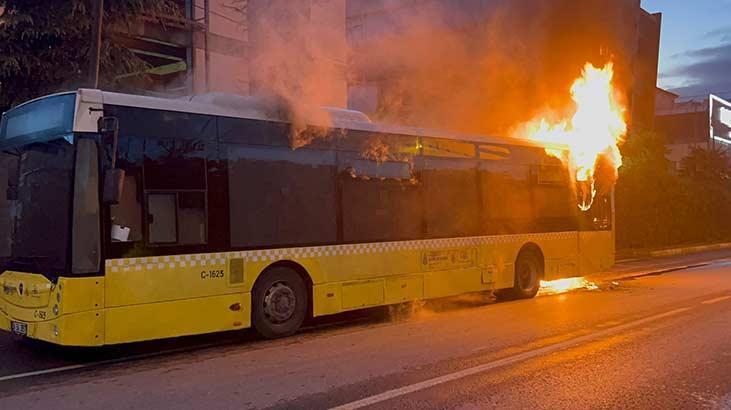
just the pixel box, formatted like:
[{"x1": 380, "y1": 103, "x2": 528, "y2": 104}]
[
  {"x1": 701, "y1": 296, "x2": 731, "y2": 305},
  {"x1": 0, "y1": 364, "x2": 89, "y2": 382},
  {"x1": 0, "y1": 315, "x2": 384, "y2": 383},
  {"x1": 0, "y1": 341, "x2": 226, "y2": 383},
  {"x1": 331, "y1": 307, "x2": 692, "y2": 410}
]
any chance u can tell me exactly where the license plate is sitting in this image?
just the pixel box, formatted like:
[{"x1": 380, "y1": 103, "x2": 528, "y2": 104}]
[{"x1": 11, "y1": 321, "x2": 27, "y2": 336}]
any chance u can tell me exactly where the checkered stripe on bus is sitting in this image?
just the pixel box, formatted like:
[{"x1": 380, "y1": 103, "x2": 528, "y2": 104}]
[{"x1": 105, "y1": 231, "x2": 575, "y2": 272}]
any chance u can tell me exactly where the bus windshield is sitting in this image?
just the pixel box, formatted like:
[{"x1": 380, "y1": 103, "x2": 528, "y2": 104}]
[
  {"x1": 0, "y1": 94, "x2": 78, "y2": 274},
  {"x1": 0, "y1": 141, "x2": 75, "y2": 274},
  {"x1": 1, "y1": 141, "x2": 75, "y2": 274}
]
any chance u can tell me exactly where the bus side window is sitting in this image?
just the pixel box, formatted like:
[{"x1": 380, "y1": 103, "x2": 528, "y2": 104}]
[
  {"x1": 422, "y1": 137, "x2": 479, "y2": 238},
  {"x1": 338, "y1": 132, "x2": 422, "y2": 242},
  {"x1": 110, "y1": 175, "x2": 143, "y2": 242},
  {"x1": 479, "y1": 146, "x2": 533, "y2": 235},
  {"x1": 177, "y1": 192, "x2": 206, "y2": 245},
  {"x1": 143, "y1": 135, "x2": 209, "y2": 246},
  {"x1": 147, "y1": 193, "x2": 178, "y2": 244}
]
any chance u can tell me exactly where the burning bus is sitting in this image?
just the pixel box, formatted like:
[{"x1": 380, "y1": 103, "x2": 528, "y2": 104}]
[{"x1": 0, "y1": 76, "x2": 620, "y2": 345}]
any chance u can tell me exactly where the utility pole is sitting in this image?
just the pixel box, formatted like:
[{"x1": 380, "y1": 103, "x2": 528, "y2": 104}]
[
  {"x1": 88, "y1": 0, "x2": 104, "y2": 89},
  {"x1": 203, "y1": 0, "x2": 210, "y2": 92}
]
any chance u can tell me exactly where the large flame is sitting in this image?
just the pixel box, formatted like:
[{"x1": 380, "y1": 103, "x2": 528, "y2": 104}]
[
  {"x1": 539, "y1": 277, "x2": 598, "y2": 295},
  {"x1": 523, "y1": 63, "x2": 627, "y2": 210}
]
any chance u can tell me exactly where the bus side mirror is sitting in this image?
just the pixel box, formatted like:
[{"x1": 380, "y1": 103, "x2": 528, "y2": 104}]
[
  {"x1": 98, "y1": 116, "x2": 125, "y2": 205},
  {"x1": 103, "y1": 169, "x2": 125, "y2": 205},
  {"x1": 98, "y1": 116, "x2": 119, "y2": 140}
]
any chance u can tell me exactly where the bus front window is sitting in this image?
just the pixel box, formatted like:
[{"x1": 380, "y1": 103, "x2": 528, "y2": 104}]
[
  {"x1": 1, "y1": 141, "x2": 75, "y2": 273},
  {"x1": 0, "y1": 154, "x2": 18, "y2": 259}
]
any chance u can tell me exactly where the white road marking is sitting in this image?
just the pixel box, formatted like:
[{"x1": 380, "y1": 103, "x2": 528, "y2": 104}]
[
  {"x1": 0, "y1": 342, "x2": 224, "y2": 383},
  {"x1": 0, "y1": 364, "x2": 89, "y2": 382},
  {"x1": 701, "y1": 296, "x2": 731, "y2": 305},
  {"x1": 331, "y1": 307, "x2": 692, "y2": 410}
]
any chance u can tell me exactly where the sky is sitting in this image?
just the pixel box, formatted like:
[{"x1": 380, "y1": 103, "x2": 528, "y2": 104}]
[{"x1": 641, "y1": 0, "x2": 731, "y2": 99}]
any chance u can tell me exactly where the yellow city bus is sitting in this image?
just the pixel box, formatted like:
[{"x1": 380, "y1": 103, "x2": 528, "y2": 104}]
[{"x1": 0, "y1": 89, "x2": 614, "y2": 346}]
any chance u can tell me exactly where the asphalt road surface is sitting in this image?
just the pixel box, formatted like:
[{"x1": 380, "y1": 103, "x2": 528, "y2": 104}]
[{"x1": 1, "y1": 250, "x2": 731, "y2": 409}]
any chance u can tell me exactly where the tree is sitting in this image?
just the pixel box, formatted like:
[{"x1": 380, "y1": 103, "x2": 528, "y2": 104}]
[
  {"x1": 0, "y1": 0, "x2": 180, "y2": 112},
  {"x1": 678, "y1": 146, "x2": 731, "y2": 243},
  {"x1": 615, "y1": 128, "x2": 678, "y2": 249},
  {"x1": 616, "y1": 128, "x2": 731, "y2": 249}
]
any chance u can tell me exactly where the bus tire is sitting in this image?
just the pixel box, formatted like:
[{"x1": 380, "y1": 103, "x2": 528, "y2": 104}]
[
  {"x1": 498, "y1": 250, "x2": 543, "y2": 300},
  {"x1": 252, "y1": 267, "x2": 308, "y2": 339}
]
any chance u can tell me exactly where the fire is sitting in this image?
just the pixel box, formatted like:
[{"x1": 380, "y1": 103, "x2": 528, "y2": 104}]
[
  {"x1": 539, "y1": 277, "x2": 598, "y2": 295},
  {"x1": 522, "y1": 63, "x2": 627, "y2": 210}
]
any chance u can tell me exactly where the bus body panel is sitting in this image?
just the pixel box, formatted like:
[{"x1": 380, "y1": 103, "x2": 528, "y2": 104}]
[
  {"x1": 104, "y1": 256, "x2": 245, "y2": 307},
  {"x1": 1, "y1": 229, "x2": 584, "y2": 346},
  {"x1": 104, "y1": 293, "x2": 250, "y2": 345},
  {"x1": 578, "y1": 230, "x2": 615, "y2": 274}
]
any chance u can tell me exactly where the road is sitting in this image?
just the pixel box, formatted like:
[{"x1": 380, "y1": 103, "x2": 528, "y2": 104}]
[{"x1": 1, "y1": 250, "x2": 731, "y2": 409}]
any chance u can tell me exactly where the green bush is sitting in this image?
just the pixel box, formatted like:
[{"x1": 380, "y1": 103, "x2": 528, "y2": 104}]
[{"x1": 615, "y1": 128, "x2": 731, "y2": 249}]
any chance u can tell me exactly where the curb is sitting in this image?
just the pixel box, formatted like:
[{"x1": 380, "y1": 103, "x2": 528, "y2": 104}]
[
  {"x1": 617, "y1": 241, "x2": 731, "y2": 261},
  {"x1": 589, "y1": 262, "x2": 711, "y2": 284}
]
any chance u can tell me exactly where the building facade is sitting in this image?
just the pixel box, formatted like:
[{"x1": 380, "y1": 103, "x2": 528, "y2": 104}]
[
  {"x1": 115, "y1": 0, "x2": 347, "y2": 107},
  {"x1": 655, "y1": 90, "x2": 731, "y2": 170}
]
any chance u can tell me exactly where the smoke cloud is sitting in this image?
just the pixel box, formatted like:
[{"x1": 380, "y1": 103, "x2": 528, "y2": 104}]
[{"x1": 222, "y1": 0, "x2": 638, "y2": 138}]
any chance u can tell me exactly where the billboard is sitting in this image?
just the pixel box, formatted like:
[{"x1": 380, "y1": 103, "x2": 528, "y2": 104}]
[{"x1": 710, "y1": 94, "x2": 731, "y2": 145}]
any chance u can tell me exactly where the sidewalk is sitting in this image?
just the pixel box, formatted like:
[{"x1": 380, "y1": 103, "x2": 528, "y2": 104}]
[
  {"x1": 588, "y1": 245, "x2": 731, "y2": 284},
  {"x1": 616, "y1": 241, "x2": 731, "y2": 261}
]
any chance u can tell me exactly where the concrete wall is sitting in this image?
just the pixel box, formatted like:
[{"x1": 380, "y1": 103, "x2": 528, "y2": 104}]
[
  {"x1": 248, "y1": 0, "x2": 347, "y2": 107},
  {"x1": 191, "y1": 0, "x2": 250, "y2": 94},
  {"x1": 187, "y1": 0, "x2": 347, "y2": 108}
]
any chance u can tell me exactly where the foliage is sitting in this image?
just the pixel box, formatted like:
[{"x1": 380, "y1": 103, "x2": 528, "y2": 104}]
[
  {"x1": 615, "y1": 128, "x2": 731, "y2": 249},
  {"x1": 0, "y1": 0, "x2": 180, "y2": 112}
]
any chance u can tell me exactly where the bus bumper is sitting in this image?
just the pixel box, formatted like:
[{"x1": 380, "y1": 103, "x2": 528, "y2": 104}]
[
  {"x1": 0, "y1": 307, "x2": 105, "y2": 347},
  {"x1": 0, "y1": 271, "x2": 106, "y2": 346}
]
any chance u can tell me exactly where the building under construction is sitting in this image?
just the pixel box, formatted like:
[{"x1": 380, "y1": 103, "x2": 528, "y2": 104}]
[{"x1": 115, "y1": 0, "x2": 347, "y2": 107}]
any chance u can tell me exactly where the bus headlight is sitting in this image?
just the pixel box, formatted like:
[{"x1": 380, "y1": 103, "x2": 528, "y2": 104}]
[
  {"x1": 53, "y1": 325, "x2": 59, "y2": 337},
  {"x1": 56, "y1": 292, "x2": 61, "y2": 303},
  {"x1": 53, "y1": 304, "x2": 59, "y2": 316}
]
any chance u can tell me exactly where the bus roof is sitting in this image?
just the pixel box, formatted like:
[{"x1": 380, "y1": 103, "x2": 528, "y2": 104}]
[{"x1": 76, "y1": 88, "x2": 568, "y2": 151}]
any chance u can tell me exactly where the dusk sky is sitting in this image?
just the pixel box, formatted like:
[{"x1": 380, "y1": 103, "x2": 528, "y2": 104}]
[{"x1": 641, "y1": 0, "x2": 731, "y2": 99}]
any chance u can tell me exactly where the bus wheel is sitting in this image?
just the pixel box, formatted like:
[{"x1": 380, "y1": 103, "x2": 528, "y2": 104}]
[
  {"x1": 252, "y1": 267, "x2": 308, "y2": 339},
  {"x1": 498, "y1": 250, "x2": 543, "y2": 300}
]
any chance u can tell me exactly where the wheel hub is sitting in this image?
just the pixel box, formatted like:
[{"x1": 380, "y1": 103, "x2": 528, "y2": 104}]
[{"x1": 263, "y1": 282, "x2": 297, "y2": 324}]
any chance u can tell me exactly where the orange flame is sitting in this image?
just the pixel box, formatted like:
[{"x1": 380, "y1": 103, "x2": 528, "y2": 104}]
[
  {"x1": 539, "y1": 277, "x2": 598, "y2": 295},
  {"x1": 522, "y1": 63, "x2": 627, "y2": 210}
]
